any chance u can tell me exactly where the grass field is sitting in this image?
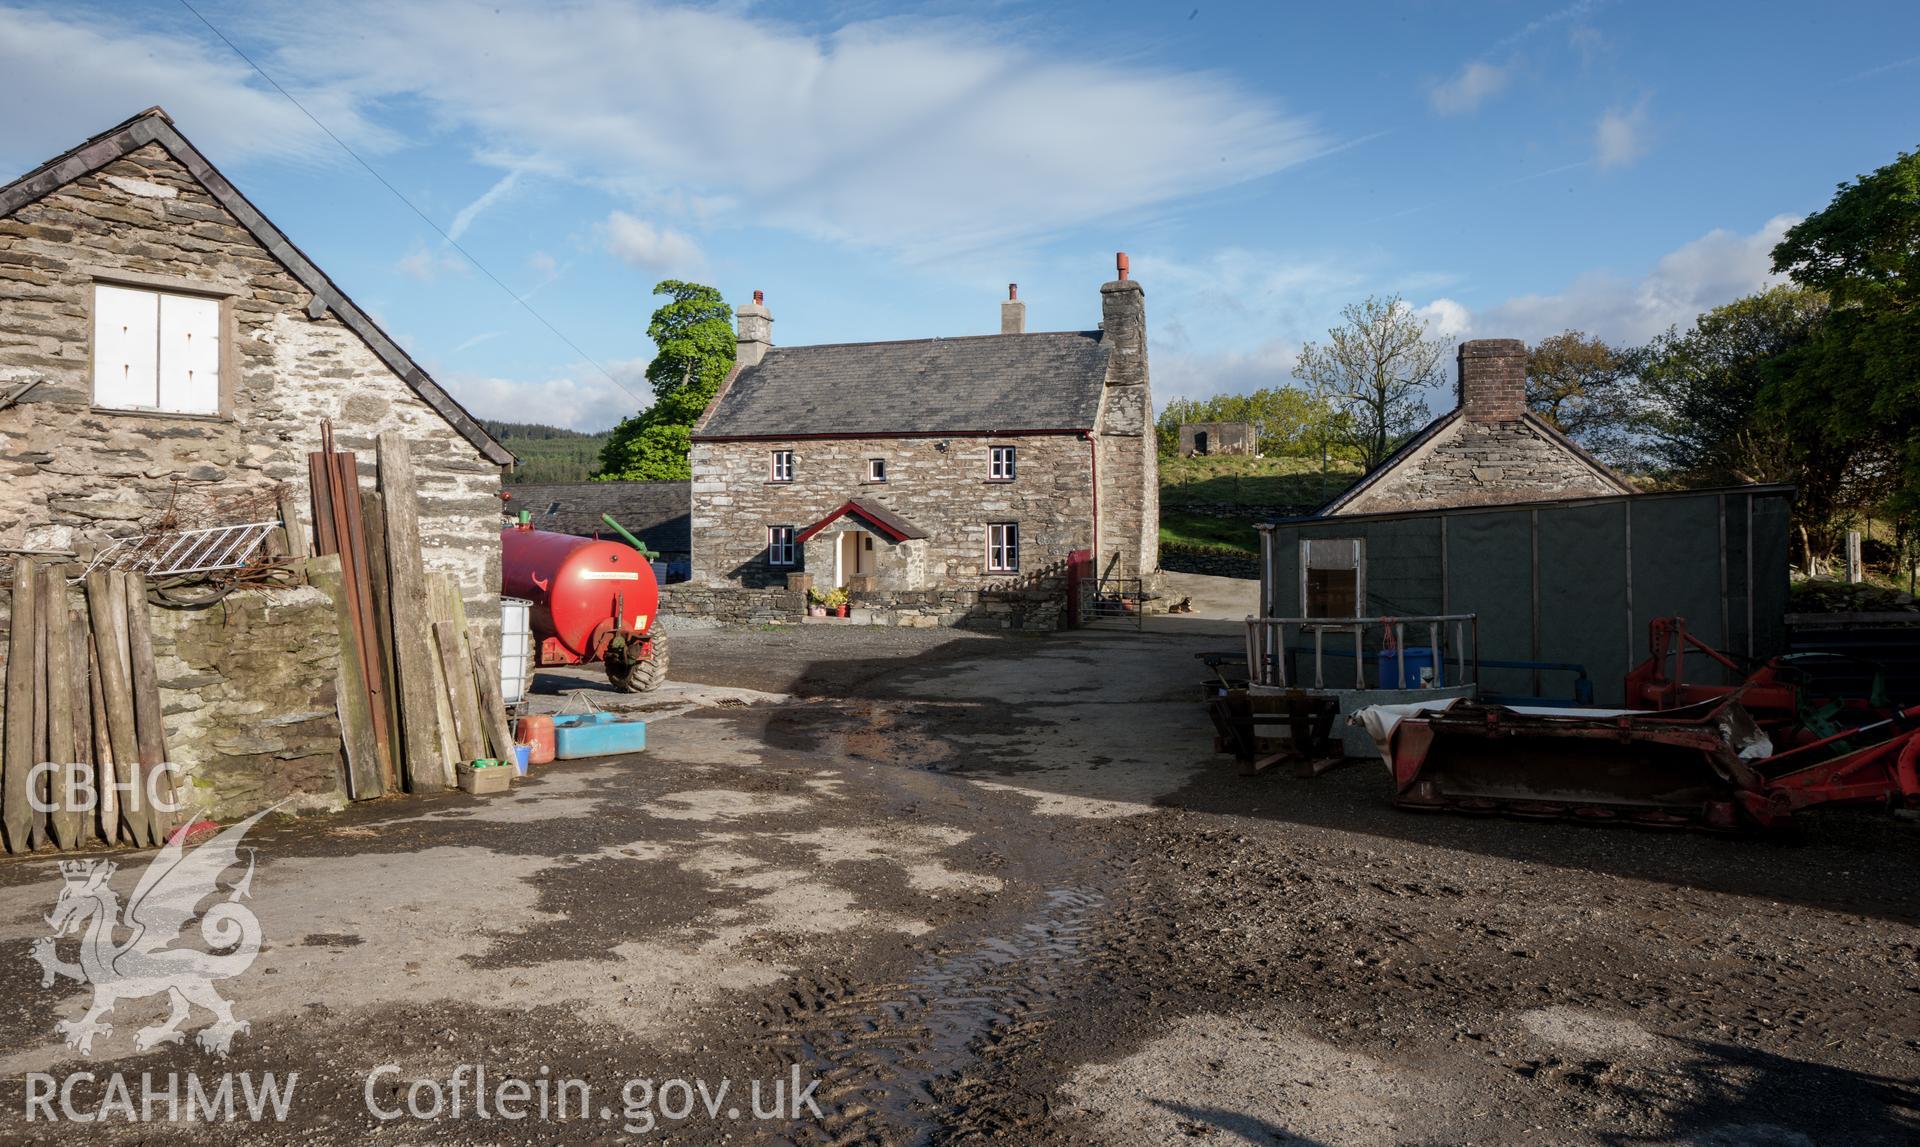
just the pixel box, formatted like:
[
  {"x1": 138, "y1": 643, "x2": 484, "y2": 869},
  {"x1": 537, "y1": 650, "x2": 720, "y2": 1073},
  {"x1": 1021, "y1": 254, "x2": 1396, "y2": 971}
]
[{"x1": 1158, "y1": 454, "x2": 1364, "y2": 555}]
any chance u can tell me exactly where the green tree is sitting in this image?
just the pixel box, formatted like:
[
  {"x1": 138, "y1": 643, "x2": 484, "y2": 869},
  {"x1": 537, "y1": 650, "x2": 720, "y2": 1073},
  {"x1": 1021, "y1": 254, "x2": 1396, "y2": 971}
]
[
  {"x1": 597, "y1": 280, "x2": 736, "y2": 481},
  {"x1": 1525, "y1": 331, "x2": 1644, "y2": 469},
  {"x1": 1293, "y1": 295, "x2": 1440, "y2": 469}
]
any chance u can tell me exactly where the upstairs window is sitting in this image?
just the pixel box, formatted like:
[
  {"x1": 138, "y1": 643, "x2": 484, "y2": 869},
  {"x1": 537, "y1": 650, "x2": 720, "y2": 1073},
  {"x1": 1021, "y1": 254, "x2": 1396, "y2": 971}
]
[
  {"x1": 1301, "y1": 538, "x2": 1364, "y2": 619},
  {"x1": 987, "y1": 522, "x2": 1020, "y2": 572},
  {"x1": 92, "y1": 283, "x2": 221, "y2": 414},
  {"x1": 769, "y1": 450, "x2": 794, "y2": 482},
  {"x1": 767, "y1": 525, "x2": 797, "y2": 566},
  {"x1": 989, "y1": 445, "x2": 1017, "y2": 481},
  {"x1": 868, "y1": 458, "x2": 887, "y2": 482}
]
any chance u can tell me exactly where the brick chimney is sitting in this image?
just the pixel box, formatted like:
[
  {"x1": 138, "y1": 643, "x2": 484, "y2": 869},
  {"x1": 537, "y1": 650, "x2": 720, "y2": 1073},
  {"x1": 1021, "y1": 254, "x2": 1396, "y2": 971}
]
[
  {"x1": 736, "y1": 289, "x2": 772, "y2": 369},
  {"x1": 1000, "y1": 283, "x2": 1025, "y2": 334},
  {"x1": 1456, "y1": 338, "x2": 1526, "y2": 422},
  {"x1": 1100, "y1": 252, "x2": 1147, "y2": 387}
]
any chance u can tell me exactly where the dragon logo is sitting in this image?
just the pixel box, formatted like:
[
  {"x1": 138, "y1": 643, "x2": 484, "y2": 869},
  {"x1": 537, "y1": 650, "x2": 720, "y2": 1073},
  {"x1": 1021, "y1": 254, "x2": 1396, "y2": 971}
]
[{"x1": 29, "y1": 805, "x2": 275, "y2": 1058}]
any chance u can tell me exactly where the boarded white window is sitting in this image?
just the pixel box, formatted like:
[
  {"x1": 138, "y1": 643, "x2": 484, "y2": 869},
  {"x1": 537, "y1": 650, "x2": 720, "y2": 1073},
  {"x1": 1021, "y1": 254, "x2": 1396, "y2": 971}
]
[
  {"x1": 1300, "y1": 538, "x2": 1364, "y2": 618},
  {"x1": 92, "y1": 283, "x2": 221, "y2": 414}
]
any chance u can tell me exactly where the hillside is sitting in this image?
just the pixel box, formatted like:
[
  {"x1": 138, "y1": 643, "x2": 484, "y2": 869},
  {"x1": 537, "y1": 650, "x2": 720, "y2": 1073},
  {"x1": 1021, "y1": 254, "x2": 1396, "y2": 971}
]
[
  {"x1": 487, "y1": 420, "x2": 612, "y2": 484},
  {"x1": 1158, "y1": 454, "x2": 1364, "y2": 555}
]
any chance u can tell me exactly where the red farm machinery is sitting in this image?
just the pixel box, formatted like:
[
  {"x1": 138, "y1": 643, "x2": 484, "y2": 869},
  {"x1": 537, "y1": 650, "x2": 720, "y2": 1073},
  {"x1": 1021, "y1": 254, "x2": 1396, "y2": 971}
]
[
  {"x1": 1382, "y1": 616, "x2": 1920, "y2": 830},
  {"x1": 501, "y1": 520, "x2": 668, "y2": 692}
]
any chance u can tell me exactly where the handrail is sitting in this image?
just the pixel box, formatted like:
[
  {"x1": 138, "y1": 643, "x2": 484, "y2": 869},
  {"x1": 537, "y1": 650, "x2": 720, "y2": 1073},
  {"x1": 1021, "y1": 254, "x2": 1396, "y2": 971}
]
[{"x1": 1245, "y1": 613, "x2": 1479, "y2": 690}]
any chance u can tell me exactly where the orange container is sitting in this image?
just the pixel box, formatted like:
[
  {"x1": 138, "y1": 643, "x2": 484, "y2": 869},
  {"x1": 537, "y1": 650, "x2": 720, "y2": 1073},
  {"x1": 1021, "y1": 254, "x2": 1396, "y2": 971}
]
[{"x1": 514, "y1": 714, "x2": 556, "y2": 765}]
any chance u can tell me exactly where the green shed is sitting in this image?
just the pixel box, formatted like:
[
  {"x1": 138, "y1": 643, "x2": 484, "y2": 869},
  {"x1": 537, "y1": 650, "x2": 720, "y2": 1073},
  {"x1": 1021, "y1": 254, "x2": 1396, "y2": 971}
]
[{"x1": 1255, "y1": 485, "x2": 1795, "y2": 706}]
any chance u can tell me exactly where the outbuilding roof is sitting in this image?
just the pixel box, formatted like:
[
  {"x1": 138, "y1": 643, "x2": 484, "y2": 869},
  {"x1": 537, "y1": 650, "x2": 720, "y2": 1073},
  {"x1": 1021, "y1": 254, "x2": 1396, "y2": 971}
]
[
  {"x1": 0, "y1": 107, "x2": 513, "y2": 466},
  {"x1": 503, "y1": 480, "x2": 690, "y2": 555},
  {"x1": 694, "y1": 330, "x2": 1110, "y2": 440}
]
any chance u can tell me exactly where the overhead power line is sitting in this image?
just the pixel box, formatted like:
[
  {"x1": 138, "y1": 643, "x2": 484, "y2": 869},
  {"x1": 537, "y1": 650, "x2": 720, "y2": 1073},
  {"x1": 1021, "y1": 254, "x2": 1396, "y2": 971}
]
[{"x1": 175, "y1": 0, "x2": 646, "y2": 407}]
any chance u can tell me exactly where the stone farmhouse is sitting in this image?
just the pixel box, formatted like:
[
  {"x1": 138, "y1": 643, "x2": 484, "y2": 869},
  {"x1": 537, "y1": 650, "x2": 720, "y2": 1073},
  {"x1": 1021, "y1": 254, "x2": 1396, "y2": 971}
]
[
  {"x1": 0, "y1": 108, "x2": 511, "y2": 814},
  {"x1": 1317, "y1": 338, "x2": 1632, "y2": 516},
  {"x1": 687, "y1": 259, "x2": 1160, "y2": 609}
]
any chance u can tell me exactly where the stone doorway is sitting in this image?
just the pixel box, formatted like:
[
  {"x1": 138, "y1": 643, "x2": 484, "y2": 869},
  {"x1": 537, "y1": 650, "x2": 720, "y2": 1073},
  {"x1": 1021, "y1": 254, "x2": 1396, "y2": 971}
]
[{"x1": 835, "y1": 529, "x2": 876, "y2": 588}]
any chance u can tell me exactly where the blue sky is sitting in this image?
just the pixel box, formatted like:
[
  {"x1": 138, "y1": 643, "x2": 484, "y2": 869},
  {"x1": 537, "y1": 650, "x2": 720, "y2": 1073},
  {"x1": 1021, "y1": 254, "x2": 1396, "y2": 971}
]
[{"x1": 3, "y1": 1, "x2": 1916, "y2": 430}]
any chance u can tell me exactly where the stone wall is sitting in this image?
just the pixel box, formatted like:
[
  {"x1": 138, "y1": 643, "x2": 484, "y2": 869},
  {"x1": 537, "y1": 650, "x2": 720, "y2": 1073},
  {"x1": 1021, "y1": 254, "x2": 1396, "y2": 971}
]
[
  {"x1": 689, "y1": 434, "x2": 1094, "y2": 590},
  {"x1": 1159, "y1": 543, "x2": 1261, "y2": 580},
  {"x1": 149, "y1": 584, "x2": 349, "y2": 819},
  {"x1": 1094, "y1": 278, "x2": 1161, "y2": 593},
  {"x1": 658, "y1": 584, "x2": 804, "y2": 627},
  {"x1": 1336, "y1": 417, "x2": 1625, "y2": 514},
  {"x1": 0, "y1": 142, "x2": 502, "y2": 640},
  {"x1": 659, "y1": 579, "x2": 1068, "y2": 632},
  {"x1": 1177, "y1": 422, "x2": 1256, "y2": 456}
]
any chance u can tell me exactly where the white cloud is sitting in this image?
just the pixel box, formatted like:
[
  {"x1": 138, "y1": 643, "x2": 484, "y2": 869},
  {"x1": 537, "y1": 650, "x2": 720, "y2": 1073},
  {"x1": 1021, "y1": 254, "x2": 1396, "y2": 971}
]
[
  {"x1": 447, "y1": 356, "x2": 650, "y2": 433},
  {"x1": 1594, "y1": 97, "x2": 1651, "y2": 170},
  {"x1": 447, "y1": 168, "x2": 524, "y2": 240},
  {"x1": 1155, "y1": 339, "x2": 1300, "y2": 404},
  {"x1": 394, "y1": 244, "x2": 468, "y2": 281},
  {"x1": 1446, "y1": 214, "x2": 1798, "y2": 346},
  {"x1": 1429, "y1": 61, "x2": 1510, "y2": 115},
  {"x1": 1414, "y1": 297, "x2": 1473, "y2": 339},
  {"x1": 230, "y1": 0, "x2": 1326, "y2": 256},
  {"x1": 602, "y1": 212, "x2": 704, "y2": 276},
  {"x1": 0, "y1": 4, "x2": 391, "y2": 170}
]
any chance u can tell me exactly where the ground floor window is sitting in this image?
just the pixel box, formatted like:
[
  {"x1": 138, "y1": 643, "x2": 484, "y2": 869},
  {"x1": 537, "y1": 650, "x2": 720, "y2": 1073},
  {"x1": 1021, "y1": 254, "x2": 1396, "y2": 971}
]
[
  {"x1": 768, "y1": 525, "x2": 797, "y2": 566},
  {"x1": 987, "y1": 522, "x2": 1020, "y2": 572}
]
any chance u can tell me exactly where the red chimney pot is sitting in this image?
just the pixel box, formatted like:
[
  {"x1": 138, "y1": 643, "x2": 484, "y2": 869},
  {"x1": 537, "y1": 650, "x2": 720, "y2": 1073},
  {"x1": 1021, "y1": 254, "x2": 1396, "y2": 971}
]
[
  {"x1": 1116, "y1": 252, "x2": 1130, "y2": 281},
  {"x1": 752, "y1": 289, "x2": 764, "y2": 304},
  {"x1": 1008, "y1": 283, "x2": 1018, "y2": 300}
]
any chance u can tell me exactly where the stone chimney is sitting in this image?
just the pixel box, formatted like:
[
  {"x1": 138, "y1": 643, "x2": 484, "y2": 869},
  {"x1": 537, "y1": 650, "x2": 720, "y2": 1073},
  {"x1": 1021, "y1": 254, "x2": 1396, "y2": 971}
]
[
  {"x1": 736, "y1": 289, "x2": 772, "y2": 369},
  {"x1": 1456, "y1": 338, "x2": 1526, "y2": 422},
  {"x1": 1000, "y1": 283, "x2": 1025, "y2": 334},
  {"x1": 1100, "y1": 252, "x2": 1146, "y2": 387}
]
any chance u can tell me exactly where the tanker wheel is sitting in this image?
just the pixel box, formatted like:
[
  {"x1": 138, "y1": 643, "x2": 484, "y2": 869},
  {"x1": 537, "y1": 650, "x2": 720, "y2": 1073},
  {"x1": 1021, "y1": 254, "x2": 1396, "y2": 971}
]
[{"x1": 607, "y1": 631, "x2": 669, "y2": 693}]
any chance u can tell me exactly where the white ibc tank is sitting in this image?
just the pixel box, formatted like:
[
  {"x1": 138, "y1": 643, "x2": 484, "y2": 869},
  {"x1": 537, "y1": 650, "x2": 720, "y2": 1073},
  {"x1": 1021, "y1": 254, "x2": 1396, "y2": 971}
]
[{"x1": 500, "y1": 597, "x2": 533, "y2": 705}]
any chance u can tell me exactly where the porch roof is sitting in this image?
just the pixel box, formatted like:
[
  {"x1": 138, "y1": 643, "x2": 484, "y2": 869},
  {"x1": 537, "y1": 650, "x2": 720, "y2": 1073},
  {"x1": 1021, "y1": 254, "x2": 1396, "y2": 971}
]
[{"x1": 796, "y1": 498, "x2": 929, "y2": 544}]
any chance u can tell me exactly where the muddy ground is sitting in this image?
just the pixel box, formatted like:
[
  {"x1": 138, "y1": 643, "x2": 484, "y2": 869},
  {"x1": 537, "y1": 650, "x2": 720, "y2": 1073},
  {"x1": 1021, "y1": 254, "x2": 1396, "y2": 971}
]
[{"x1": 0, "y1": 591, "x2": 1915, "y2": 1145}]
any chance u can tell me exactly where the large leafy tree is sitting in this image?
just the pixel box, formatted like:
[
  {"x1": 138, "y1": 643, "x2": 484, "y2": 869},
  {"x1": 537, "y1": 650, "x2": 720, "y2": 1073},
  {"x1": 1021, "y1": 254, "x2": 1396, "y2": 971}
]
[
  {"x1": 1769, "y1": 147, "x2": 1920, "y2": 524},
  {"x1": 597, "y1": 280, "x2": 736, "y2": 481},
  {"x1": 1525, "y1": 331, "x2": 1644, "y2": 469},
  {"x1": 1292, "y1": 295, "x2": 1440, "y2": 469}
]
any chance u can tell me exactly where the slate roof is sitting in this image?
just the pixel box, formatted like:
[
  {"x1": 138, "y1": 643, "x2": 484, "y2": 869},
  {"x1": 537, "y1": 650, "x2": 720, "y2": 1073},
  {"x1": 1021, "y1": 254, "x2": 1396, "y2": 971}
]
[
  {"x1": 695, "y1": 331, "x2": 1110, "y2": 439},
  {"x1": 503, "y1": 481, "x2": 691, "y2": 556},
  {"x1": 0, "y1": 107, "x2": 512, "y2": 465}
]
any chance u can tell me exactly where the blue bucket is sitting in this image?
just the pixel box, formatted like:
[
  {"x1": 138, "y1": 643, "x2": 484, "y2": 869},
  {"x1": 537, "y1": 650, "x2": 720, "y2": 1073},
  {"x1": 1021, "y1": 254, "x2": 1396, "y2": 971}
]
[{"x1": 512, "y1": 744, "x2": 531, "y2": 776}]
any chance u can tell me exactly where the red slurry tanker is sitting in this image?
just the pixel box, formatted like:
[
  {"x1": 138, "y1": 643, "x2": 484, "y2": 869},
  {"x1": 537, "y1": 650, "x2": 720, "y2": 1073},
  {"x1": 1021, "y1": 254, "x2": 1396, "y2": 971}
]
[{"x1": 500, "y1": 521, "x2": 667, "y2": 692}]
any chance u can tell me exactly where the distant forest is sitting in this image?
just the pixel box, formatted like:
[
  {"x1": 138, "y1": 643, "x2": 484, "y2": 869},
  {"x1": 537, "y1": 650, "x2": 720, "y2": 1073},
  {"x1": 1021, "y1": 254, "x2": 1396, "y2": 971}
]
[{"x1": 485, "y1": 420, "x2": 611, "y2": 484}]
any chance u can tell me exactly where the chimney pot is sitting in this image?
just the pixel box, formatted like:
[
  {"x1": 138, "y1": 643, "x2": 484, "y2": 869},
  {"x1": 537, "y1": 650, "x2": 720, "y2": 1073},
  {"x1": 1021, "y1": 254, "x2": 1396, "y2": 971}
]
[
  {"x1": 1116, "y1": 252, "x2": 1130, "y2": 281},
  {"x1": 1009, "y1": 283, "x2": 1018, "y2": 300},
  {"x1": 1456, "y1": 338, "x2": 1528, "y2": 423},
  {"x1": 736, "y1": 290, "x2": 773, "y2": 368},
  {"x1": 752, "y1": 289, "x2": 763, "y2": 304}
]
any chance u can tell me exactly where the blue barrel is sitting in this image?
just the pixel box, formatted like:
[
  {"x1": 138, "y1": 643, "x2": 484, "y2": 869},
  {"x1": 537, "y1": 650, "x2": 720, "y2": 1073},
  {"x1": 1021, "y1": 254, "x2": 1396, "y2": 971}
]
[{"x1": 1377, "y1": 646, "x2": 1443, "y2": 689}]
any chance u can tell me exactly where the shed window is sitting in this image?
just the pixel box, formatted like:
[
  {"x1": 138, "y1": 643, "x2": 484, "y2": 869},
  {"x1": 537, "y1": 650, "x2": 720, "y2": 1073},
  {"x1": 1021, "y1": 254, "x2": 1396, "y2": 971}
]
[
  {"x1": 1301, "y1": 538, "x2": 1364, "y2": 619},
  {"x1": 92, "y1": 283, "x2": 221, "y2": 414}
]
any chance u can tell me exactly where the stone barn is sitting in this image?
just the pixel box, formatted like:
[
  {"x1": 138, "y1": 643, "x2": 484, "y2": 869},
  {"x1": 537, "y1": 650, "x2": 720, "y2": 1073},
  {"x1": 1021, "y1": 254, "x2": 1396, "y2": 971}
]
[
  {"x1": 1179, "y1": 421, "x2": 1256, "y2": 457},
  {"x1": 1319, "y1": 339, "x2": 1632, "y2": 515},
  {"x1": 683, "y1": 259, "x2": 1160, "y2": 626},
  {"x1": 0, "y1": 108, "x2": 511, "y2": 818}
]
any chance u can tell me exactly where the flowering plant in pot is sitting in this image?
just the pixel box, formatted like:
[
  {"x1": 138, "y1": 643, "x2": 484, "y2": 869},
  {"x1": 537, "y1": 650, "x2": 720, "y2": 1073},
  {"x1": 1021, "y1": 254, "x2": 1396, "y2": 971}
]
[
  {"x1": 806, "y1": 587, "x2": 830, "y2": 617},
  {"x1": 823, "y1": 587, "x2": 851, "y2": 617}
]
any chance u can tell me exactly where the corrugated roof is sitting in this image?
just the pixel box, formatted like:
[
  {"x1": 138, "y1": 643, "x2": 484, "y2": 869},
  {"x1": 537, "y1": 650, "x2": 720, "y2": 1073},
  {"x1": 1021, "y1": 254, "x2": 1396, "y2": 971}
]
[{"x1": 695, "y1": 331, "x2": 1109, "y2": 439}]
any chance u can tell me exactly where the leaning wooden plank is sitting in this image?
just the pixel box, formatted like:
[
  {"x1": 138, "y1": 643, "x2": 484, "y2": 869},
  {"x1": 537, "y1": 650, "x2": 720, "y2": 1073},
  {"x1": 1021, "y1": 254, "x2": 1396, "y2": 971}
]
[
  {"x1": 86, "y1": 571, "x2": 147, "y2": 848},
  {"x1": 308, "y1": 451, "x2": 340, "y2": 557},
  {"x1": 87, "y1": 635, "x2": 118, "y2": 847},
  {"x1": 67, "y1": 606, "x2": 95, "y2": 844},
  {"x1": 40, "y1": 566, "x2": 78, "y2": 850},
  {"x1": 277, "y1": 487, "x2": 311, "y2": 560},
  {"x1": 332, "y1": 453, "x2": 395, "y2": 790},
  {"x1": 125, "y1": 573, "x2": 176, "y2": 841},
  {"x1": 308, "y1": 555, "x2": 382, "y2": 801},
  {"x1": 434, "y1": 621, "x2": 486, "y2": 763},
  {"x1": 358, "y1": 489, "x2": 402, "y2": 792},
  {"x1": 29, "y1": 570, "x2": 49, "y2": 850},
  {"x1": 468, "y1": 623, "x2": 518, "y2": 762},
  {"x1": 375, "y1": 431, "x2": 450, "y2": 790},
  {"x1": 424, "y1": 572, "x2": 464, "y2": 772},
  {"x1": 3, "y1": 558, "x2": 39, "y2": 853}
]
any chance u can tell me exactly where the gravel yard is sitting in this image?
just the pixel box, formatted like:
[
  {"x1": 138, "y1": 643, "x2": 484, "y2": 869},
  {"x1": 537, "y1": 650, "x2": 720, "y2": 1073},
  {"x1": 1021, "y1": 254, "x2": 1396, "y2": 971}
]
[{"x1": 0, "y1": 596, "x2": 1914, "y2": 1144}]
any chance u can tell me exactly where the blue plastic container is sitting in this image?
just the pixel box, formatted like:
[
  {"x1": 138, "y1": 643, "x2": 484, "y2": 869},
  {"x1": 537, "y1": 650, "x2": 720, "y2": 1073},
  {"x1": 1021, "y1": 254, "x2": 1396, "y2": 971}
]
[
  {"x1": 552, "y1": 713, "x2": 646, "y2": 759},
  {"x1": 512, "y1": 744, "x2": 531, "y2": 775},
  {"x1": 1376, "y1": 646, "x2": 1443, "y2": 689}
]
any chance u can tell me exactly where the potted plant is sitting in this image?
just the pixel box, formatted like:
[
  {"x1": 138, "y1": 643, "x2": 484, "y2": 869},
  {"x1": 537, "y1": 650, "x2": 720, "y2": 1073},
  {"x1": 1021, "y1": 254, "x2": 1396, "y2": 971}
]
[
  {"x1": 806, "y1": 587, "x2": 830, "y2": 617},
  {"x1": 824, "y1": 587, "x2": 851, "y2": 618}
]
